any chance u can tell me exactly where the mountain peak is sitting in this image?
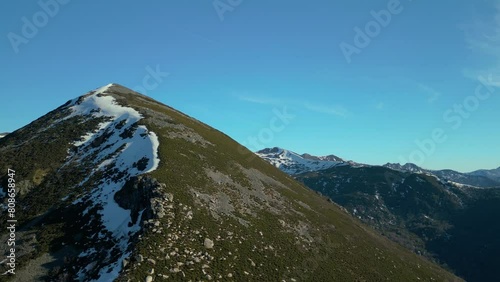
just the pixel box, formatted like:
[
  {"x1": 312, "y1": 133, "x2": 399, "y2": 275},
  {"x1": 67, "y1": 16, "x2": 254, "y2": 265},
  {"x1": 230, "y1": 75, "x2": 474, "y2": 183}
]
[
  {"x1": 91, "y1": 83, "x2": 137, "y2": 95},
  {"x1": 302, "y1": 153, "x2": 345, "y2": 162},
  {"x1": 0, "y1": 87, "x2": 461, "y2": 281},
  {"x1": 96, "y1": 82, "x2": 116, "y2": 92},
  {"x1": 257, "y1": 147, "x2": 346, "y2": 175},
  {"x1": 256, "y1": 147, "x2": 284, "y2": 154}
]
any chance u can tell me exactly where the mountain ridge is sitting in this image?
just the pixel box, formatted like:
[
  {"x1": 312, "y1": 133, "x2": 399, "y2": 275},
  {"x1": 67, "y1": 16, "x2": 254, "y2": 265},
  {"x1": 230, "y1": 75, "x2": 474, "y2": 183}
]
[
  {"x1": 384, "y1": 162, "x2": 500, "y2": 187},
  {"x1": 256, "y1": 147, "x2": 500, "y2": 187}
]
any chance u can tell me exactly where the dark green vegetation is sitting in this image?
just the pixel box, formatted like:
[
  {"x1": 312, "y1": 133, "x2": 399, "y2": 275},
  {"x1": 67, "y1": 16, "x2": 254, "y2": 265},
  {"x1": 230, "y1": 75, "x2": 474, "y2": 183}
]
[
  {"x1": 0, "y1": 84, "x2": 461, "y2": 281},
  {"x1": 296, "y1": 165, "x2": 500, "y2": 282}
]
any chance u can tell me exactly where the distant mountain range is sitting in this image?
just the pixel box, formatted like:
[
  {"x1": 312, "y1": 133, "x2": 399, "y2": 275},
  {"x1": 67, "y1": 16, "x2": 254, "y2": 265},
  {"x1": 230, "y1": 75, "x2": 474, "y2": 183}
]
[
  {"x1": 384, "y1": 163, "x2": 500, "y2": 188},
  {"x1": 257, "y1": 147, "x2": 500, "y2": 188},
  {"x1": 0, "y1": 132, "x2": 8, "y2": 138},
  {"x1": 257, "y1": 147, "x2": 500, "y2": 282},
  {"x1": 467, "y1": 167, "x2": 500, "y2": 182}
]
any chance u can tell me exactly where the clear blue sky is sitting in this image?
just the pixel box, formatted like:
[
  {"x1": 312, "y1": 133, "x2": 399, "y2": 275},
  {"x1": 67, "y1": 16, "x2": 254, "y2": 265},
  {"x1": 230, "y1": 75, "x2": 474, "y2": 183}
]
[{"x1": 1, "y1": 0, "x2": 499, "y2": 172}]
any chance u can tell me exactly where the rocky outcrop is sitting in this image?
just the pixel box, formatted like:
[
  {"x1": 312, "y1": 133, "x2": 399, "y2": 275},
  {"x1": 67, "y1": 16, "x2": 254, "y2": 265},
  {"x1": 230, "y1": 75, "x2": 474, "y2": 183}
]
[{"x1": 114, "y1": 175, "x2": 166, "y2": 225}]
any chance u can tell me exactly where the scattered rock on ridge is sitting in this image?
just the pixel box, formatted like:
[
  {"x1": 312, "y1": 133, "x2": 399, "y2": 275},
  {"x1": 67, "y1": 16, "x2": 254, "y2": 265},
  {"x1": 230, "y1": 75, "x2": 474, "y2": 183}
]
[{"x1": 204, "y1": 238, "x2": 214, "y2": 249}]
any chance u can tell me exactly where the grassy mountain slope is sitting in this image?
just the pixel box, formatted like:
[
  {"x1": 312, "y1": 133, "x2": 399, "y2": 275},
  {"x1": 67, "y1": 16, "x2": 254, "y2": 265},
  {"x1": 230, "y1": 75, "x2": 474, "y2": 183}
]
[{"x1": 0, "y1": 84, "x2": 460, "y2": 281}]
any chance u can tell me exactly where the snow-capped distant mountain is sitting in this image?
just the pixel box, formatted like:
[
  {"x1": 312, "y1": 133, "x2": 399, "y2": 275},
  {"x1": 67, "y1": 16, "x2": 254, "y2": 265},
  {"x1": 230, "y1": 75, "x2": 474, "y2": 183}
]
[
  {"x1": 256, "y1": 147, "x2": 349, "y2": 175},
  {"x1": 0, "y1": 132, "x2": 8, "y2": 138},
  {"x1": 301, "y1": 153, "x2": 344, "y2": 162},
  {"x1": 257, "y1": 148, "x2": 500, "y2": 188},
  {"x1": 383, "y1": 163, "x2": 500, "y2": 188}
]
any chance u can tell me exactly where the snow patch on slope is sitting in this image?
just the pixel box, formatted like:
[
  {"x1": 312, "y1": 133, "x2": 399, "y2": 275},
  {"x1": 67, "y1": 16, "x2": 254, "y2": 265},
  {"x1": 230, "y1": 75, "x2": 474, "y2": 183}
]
[
  {"x1": 67, "y1": 83, "x2": 141, "y2": 121},
  {"x1": 65, "y1": 84, "x2": 160, "y2": 281},
  {"x1": 447, "y1": 181, "x2": 483, "y2": 189}
]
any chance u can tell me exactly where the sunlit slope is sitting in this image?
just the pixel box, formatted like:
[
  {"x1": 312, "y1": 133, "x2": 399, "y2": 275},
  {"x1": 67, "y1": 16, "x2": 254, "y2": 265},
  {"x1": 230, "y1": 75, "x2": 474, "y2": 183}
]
[{"x1": 0, "y1": 84, "x2": 461, "y2": 281}]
